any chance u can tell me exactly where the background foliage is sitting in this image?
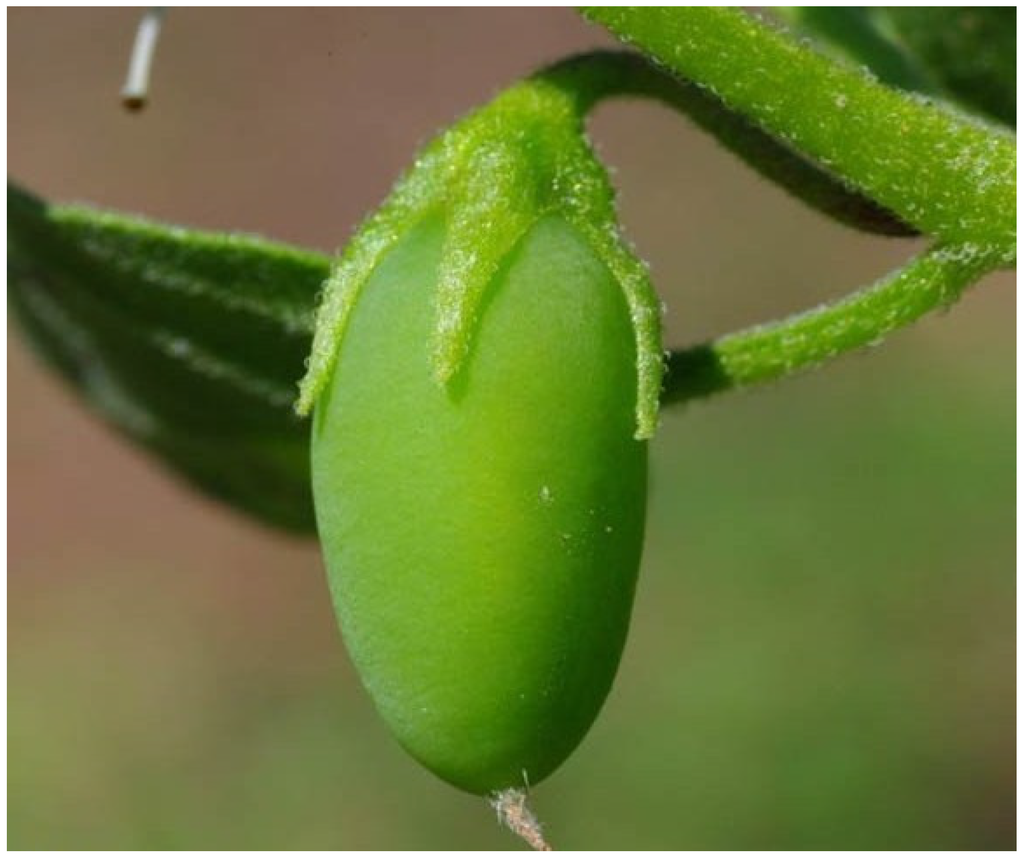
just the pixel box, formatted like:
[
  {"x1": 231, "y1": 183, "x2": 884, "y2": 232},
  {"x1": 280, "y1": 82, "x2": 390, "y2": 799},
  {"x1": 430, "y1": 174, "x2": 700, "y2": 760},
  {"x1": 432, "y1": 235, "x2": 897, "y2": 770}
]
[{"x1": 8, "y1": 8, "x2": 1014, "y2": 849}]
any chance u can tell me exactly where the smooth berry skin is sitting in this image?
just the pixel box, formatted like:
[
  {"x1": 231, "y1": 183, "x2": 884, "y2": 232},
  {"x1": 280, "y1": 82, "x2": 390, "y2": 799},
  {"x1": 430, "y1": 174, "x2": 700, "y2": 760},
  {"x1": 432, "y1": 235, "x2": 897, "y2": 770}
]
[{"x1": 312, "y1": 213, "x2": 647, "y2": 794}]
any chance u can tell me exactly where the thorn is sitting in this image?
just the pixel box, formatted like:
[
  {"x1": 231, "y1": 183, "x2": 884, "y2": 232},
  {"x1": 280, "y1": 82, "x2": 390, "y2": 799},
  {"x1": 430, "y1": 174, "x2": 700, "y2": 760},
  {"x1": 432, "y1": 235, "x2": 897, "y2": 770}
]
[
  {"x1": 490, "y1": 787, "x2": 552, "y2": 851},
  {"x1": 121, "y1": 7, "x2": 166, "y2": 112}
]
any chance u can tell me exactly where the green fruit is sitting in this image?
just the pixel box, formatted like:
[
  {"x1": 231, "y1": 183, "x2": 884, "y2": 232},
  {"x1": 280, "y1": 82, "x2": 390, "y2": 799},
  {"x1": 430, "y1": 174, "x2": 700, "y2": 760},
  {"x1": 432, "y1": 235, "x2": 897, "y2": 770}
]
[{"x1": 311, "y1": 212, "x2": 648, "y2": 794}]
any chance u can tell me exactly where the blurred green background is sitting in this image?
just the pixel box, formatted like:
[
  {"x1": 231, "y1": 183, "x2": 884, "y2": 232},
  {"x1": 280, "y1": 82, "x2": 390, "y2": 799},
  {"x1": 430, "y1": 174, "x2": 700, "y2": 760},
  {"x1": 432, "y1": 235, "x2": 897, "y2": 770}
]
[{"x1": 8, "y1": 8, "x2": 1014, "y2": 850}]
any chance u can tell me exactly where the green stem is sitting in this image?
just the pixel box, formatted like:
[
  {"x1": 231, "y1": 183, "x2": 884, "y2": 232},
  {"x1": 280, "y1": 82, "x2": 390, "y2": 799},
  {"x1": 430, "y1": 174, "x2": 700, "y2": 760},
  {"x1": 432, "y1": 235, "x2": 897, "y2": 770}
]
[
  {"x1": 662, "y1": 242, "x2": 996, "y2": 404},
  {"x1": 534, "y1": 51, "x2": 914, "y2": 236},
  {"x1": 583, "y1": 7, "x2": 1016, "y2": 261},
  {"x1": 528, "y1": 48, "x2": 1011, "y2": 407}
]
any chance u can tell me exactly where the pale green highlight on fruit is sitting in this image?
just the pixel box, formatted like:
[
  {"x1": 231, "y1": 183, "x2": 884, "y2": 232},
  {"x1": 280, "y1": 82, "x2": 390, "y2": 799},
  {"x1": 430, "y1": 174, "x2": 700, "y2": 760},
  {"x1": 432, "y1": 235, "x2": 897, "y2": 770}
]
[{"x1": 311, "y1": 214, "x2": 647, "y2": 794}]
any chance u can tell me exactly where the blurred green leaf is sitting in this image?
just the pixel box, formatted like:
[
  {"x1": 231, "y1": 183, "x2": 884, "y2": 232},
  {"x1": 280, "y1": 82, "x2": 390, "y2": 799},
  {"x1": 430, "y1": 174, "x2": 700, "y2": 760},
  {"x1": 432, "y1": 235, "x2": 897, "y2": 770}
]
[
  {"x1": 775, "y1": 7, "x2": 935, "y2": 95},
  {"x1": 7, "y1": 182, "x2": 329, "y2": 533},
  {"x1": 779, "y1": 8, "x2": 1016, "y2": 127},
  {"x1": 879, "y1": 7, "x2": 1016, "y2": 127}
]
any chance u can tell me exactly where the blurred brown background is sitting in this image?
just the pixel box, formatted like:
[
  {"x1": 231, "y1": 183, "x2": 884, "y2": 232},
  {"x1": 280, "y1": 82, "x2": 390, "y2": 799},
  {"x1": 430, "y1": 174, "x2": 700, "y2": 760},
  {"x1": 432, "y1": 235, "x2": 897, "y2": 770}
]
[{"x1": 8, "y1": 8, "x2": 1015, "y2": 850}]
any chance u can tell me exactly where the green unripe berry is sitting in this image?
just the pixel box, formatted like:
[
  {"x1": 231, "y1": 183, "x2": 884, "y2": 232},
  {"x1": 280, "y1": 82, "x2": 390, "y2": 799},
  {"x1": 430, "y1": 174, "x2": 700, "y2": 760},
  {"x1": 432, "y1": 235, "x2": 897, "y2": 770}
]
[
  {"x1": 311, "y1": 213, "x2": 647, "y2": 793},
  {"x1": 301, "y1": 69, "x2": 663, "y2": 795}
]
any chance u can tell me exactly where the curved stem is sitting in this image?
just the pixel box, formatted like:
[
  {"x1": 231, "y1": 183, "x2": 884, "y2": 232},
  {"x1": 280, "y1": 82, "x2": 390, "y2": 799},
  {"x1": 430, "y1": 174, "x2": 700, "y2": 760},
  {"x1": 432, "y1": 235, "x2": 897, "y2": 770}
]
[
  {"x1": 661, "y1": 242, "x2": 996, "y2": 405},
  {"x1": 582, "y1": 7, "x2": 1016, "y2": 261},
  {"x1": 533, "y1": 51, "x2": 914, "y2": 237},
  {"x1": 121, "y1": 7, "x2": 166, "y2": 111},
  {"x1": 527, "y1": 42, "x2": 1013, "y2": 409}
]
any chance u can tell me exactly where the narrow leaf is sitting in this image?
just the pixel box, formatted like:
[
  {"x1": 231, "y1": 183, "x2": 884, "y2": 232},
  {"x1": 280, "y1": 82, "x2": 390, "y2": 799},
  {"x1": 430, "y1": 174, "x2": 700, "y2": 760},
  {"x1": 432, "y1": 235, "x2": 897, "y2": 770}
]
[{"x1": 7, "y1": 183, "x2": 329, "y2": 533}]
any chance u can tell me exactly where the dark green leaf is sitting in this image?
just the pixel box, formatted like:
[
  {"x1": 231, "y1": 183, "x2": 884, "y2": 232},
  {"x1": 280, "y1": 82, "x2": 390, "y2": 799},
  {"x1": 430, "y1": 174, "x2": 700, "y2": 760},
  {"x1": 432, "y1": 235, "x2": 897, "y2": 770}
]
[
  {"x1": 7, "y1": 182, "x2": 329, "y2": 533},
  {"x1": 880, "y1": 7, "x2": 1016, "y2": 127},
  {"x1": 774, "y1": 7, "x2": 936, "y2": 95}
]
